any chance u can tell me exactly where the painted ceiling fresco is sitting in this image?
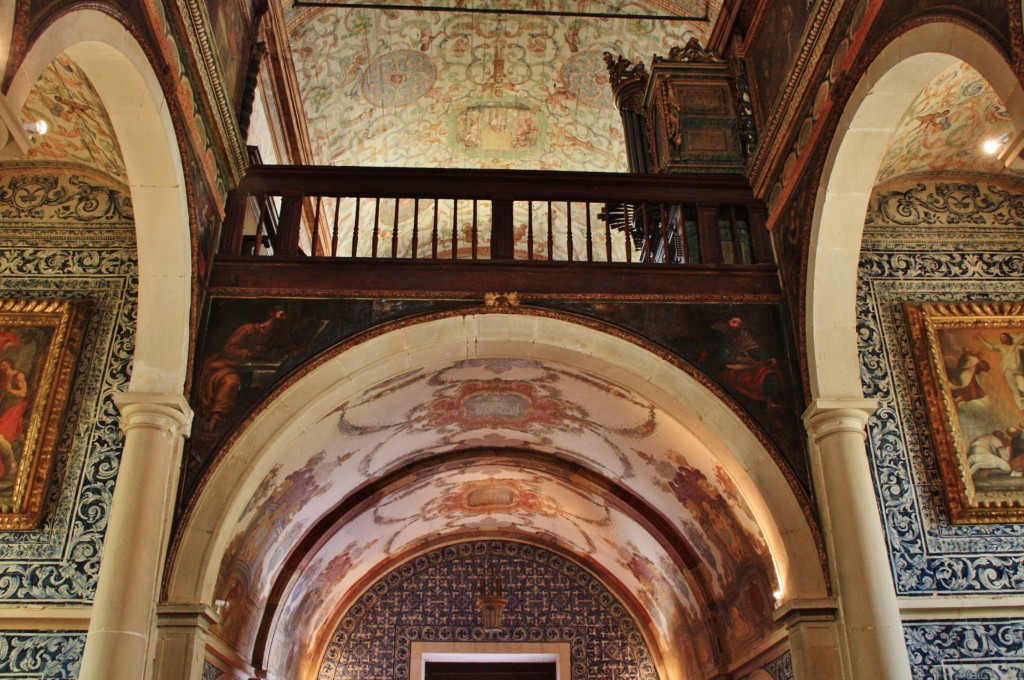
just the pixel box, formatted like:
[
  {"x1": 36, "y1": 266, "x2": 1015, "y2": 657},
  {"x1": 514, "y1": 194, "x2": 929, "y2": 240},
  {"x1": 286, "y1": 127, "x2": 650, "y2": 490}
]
[
  {"x1": 268, "y1": 466, "x2": 711, "y2": 679},
  {"x1": 875, "y1": 61, "x2": 1023, "y2": 186},
  {"x1": 18, "y1": 54, "x2": 128, "y2": 187},
  {"x1": 212, "y1": 357, "x2": 776, "y2": 679},
  {"x1": 284, "y1": 1, "x2": 719, "y2": 170}
]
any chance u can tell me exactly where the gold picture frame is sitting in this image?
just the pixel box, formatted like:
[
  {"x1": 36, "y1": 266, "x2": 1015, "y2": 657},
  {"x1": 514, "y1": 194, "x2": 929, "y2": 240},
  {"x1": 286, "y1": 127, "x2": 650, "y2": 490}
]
[
  {"x1": 905, "y1": 302, "x2": 1024, "y2": 523},
  {"x1": 0, "y1": 299, "x2": 88, "y2": 530}
]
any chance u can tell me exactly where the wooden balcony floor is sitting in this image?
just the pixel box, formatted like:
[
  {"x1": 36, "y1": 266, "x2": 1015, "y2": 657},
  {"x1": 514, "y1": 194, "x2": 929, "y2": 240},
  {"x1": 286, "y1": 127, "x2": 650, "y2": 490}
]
[{"x1": 209, "y1": 256, "x2": 781, "y2": 301}]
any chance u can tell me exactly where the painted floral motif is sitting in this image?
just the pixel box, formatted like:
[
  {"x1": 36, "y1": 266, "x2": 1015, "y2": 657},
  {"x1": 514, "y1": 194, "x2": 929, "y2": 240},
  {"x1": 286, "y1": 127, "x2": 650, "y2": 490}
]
[
  {"x1": 361, "y1": 50, "x2": 437, "y2": 107},
  {"x1": 875, "y1": 63, "x2": 1022, "y2": 186},
  {"x1": 287, "y1": 3, "x2": 706, "y2": 169},
  {"x1": 20, "y1": 54, "x2": 128, "y2": 184}
]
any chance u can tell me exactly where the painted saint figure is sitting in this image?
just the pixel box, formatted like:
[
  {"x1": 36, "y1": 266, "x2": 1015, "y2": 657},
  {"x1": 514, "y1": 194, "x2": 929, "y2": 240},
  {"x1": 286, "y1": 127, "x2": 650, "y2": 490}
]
[
  {"x1": 0, "y1": 359, "x2": 28, "y2": 478},
  {"x1": 706, "y1": 315, "x2": 784, "y2": 425},
  {"x1": 198, "y1": 307, "x2": 289, "y2": 431},
  {"x1": 982, "y1": 332, "x2": 1024, "y2": 409},
  {"x1": 946, "y1": 346, "x2": 989, "y2": 405},
  {"x1": 968, "y1": 427, "x2": 1024, "y2": 480}
]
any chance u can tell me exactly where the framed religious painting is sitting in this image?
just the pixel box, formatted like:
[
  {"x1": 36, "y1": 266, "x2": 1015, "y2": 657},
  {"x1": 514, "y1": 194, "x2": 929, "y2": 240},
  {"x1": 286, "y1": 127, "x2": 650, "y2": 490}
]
[
  {"x1": 0, "y1": 299, "x2": 89, "y2": 530},
  {"x1": 905, "y1": 302, "x2": 1024, "y2": 523}
]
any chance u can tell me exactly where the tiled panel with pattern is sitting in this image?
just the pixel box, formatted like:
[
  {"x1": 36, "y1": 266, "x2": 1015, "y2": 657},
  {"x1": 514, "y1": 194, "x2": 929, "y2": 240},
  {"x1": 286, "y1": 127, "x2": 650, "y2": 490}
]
[
  {"x1": 0, "y1": 632, "x2": 84, "y2": 678},
  {"x1": 0, "y1": 171, "x2": 137, "y2": 604},
  {"x1": 905, "y1": 619, "x2": 1024, "y2": 679},
  {"x1": 319, "y1": 540, "x2": 657, "y2": 680},
  {"x1": 860, "y1": 181, "x2": 1024, "y2": 674},
  {"x1": 857, "y1": 181, "x2": 1024, "y2": 597}
]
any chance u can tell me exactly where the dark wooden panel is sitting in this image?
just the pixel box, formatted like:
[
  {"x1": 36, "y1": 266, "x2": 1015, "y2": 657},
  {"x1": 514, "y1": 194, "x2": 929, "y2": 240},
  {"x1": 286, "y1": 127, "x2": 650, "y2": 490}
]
[
  {"x1": 209, "y1": 258, "x2": 781, "y2": 300},
  {"x1": 234, "y1": 164, "x2": 758, "y2": 203},
  {"x1": 426, "y1": 662, "x2": 556, "y2": 680}
]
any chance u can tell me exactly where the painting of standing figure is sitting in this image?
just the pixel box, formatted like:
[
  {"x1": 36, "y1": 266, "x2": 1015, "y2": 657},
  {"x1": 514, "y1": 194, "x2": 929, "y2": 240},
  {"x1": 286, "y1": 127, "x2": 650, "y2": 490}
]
[
  {"x1": 905, "y1": 302, "x2": 1024, "y2": 523},
  {"x1": 0, "y1": 299, "x2": 87, "y2": 530}
]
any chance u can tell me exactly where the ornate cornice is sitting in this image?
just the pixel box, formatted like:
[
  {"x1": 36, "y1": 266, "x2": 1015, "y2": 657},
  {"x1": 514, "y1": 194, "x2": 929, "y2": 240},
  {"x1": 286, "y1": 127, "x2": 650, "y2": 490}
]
[
  {"x1": 747, "y1": 0, "x2": 847, "y2": 197},
  {"x1": 169, "y1": 0, "x2": 250, "y2": 183}
]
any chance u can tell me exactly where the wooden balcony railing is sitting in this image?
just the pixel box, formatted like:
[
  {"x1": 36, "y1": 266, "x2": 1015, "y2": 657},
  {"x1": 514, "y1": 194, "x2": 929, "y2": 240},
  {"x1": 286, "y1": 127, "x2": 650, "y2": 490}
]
[{"x1": 219, "y1": 165, "x2": 773, "y2": 266}]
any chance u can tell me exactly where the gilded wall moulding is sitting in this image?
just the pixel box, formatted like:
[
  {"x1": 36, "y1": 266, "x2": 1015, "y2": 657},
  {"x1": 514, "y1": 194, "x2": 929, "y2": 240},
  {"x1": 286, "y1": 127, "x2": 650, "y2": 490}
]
[
  {"x1": 905, "y1": 301, "x2": 1024, "y2": 524},
  {"x1": 0, "y1": 299, "x2": 90, "y2": 531}
]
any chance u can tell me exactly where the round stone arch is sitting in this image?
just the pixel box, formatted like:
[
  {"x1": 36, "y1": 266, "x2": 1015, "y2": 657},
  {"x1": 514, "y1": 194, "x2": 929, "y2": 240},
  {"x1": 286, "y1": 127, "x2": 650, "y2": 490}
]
[
  {"x1": 6, "y1": 8, "x2": 192, "y2": 393},
  {"x1": 0, "y1": 2, "x2": 15, "y2": 78},
  {"x1": 806, "y1": 21, "x2": 1024, "y2": 401},
  {"x1": 167, "y1": 312, "x2": 827, "y2": 629}
]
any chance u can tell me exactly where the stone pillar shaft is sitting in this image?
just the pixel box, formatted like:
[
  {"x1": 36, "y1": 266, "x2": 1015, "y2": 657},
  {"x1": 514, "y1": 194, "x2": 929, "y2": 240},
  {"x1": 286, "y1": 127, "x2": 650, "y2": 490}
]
[
  {"x1": 803, "y1": 399, "x2": 911, "y2": 680},
  {"x1": 80, "y1": 393, "x2": 192, "y2": 680}
]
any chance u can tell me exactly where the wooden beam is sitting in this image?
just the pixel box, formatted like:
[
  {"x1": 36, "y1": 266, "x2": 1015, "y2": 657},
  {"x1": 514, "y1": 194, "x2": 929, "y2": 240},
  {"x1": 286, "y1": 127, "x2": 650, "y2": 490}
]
[{"x1": 209, "y1": 257, "x2": 781, "y2": 300}]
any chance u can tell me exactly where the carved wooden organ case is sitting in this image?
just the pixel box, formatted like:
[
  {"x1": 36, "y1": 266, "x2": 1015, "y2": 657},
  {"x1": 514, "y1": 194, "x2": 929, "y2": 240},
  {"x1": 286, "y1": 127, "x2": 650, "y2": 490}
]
[{"x1": 605, "y1": 38, "x2": 757, "y2": 175}]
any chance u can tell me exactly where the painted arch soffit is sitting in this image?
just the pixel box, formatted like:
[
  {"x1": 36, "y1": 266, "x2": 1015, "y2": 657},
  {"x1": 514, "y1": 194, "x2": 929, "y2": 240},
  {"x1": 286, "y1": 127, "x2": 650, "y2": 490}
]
[
  {"x1": 15, "y1": 53, "x2": 129, "y2": 190},
  {"x1": 281, "y1": 0, "x2": 720, "y2": 170},
  {"x1": 874, "y1": 61, "x2": 1024, "y2": 187},
  {"x1": 262, "y1": 465, "x2": 721, "y2": 680},
  {"x1": 211, "y1": 357, "x2": 778, "y2": 665}
]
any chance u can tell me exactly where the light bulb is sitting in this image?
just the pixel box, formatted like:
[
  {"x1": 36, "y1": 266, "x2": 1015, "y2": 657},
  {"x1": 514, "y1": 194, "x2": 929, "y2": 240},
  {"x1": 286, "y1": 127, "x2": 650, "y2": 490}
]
[
  {"x1": 22, "y1": 119, "x2": 48, "y2": 136},
  {"x1": 982, "y1": 133, "x2": 1010, "y2": 156}
]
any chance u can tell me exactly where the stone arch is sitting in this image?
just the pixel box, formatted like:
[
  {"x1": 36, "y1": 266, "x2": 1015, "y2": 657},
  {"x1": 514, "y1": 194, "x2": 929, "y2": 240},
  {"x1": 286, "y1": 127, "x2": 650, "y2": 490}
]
[
  {"x1": 6, "y1": 9, "x2": 192, "y2": 393},
  {"x1": 806, "y1": 21, "x2": 1024, "y2": 401},
  {"x1": 167, "y1": 312, "x2": 827, "y2": 679}
]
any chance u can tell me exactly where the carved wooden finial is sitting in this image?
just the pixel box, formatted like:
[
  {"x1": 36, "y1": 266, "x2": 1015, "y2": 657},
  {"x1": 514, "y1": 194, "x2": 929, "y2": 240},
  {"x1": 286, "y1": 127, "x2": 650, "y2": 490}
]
[
  {"x1": 654, "y1": 37, "x2": 724, "y2": 64},
  {"x1": 603, "y1": 52, "x2": 649, "y2": 90}
]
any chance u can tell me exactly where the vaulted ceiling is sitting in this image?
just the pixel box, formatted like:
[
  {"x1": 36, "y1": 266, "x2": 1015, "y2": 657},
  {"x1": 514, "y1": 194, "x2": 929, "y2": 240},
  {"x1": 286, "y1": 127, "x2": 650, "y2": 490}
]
[
  {"x1": 875, "y1": 60, "x2": 1023, "y2": 187},
  {"x1": 282, "y1": 0, "x2": 721, "y2": 170},
  {"x1": 212, "y1": 355, "x2": 778, "y2": 679}
]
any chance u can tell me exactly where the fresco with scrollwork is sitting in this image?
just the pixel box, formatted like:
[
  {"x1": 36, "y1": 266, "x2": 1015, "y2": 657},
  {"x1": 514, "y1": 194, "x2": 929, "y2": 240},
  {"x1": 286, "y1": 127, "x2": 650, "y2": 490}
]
[
  {"x1": 867, "y1": 182, "x2": 1024, "y2": 228},
  {"x1": 285, "y1": 2, "x2": 708, "y2": 171}
]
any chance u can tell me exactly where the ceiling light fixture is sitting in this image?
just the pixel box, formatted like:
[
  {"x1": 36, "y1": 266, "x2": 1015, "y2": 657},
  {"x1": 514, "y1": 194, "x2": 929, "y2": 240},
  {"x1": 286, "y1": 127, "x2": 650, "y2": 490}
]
[
  {"x1": 983, "y1": 133, "x2": 1010, "y2": 156},
  {"x1": 478, "y1": 567, "x2": 506, "y2": 633},
  {"x1": 22, "y1": 119, "x2": 48, "y2": 136}
]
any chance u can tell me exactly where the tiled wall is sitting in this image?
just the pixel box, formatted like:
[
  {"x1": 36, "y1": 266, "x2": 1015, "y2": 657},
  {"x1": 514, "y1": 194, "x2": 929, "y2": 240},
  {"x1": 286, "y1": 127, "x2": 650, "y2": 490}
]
[
  {"x1": 858, "y1": 180, "x2": 1024, "y2": 675},
  {"x1": 0, "y1": 170, "x2": 137, "y2": 675},
  {"x1": 318, "y1": 540, "x2": 658, "y2": 680}
]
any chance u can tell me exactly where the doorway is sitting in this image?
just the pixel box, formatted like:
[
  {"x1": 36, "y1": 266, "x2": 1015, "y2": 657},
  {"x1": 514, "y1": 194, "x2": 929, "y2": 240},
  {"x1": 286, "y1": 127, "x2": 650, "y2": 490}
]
[
  {"x1": 425, "y1": 661, "x2": 557, "y2": 680},
  {"x1": 411, "y1": 642, "x2": 570, "y2": 680}
]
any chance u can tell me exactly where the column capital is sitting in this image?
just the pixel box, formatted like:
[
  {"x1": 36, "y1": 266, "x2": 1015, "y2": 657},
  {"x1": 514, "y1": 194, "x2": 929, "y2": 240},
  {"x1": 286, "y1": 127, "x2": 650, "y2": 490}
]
[
  {"x1": 113, "y1": 392, "x2": 193, "y2": 439},
  {"x1": 802, "y1": 398, "x2": 878, "y2": 444},
  {"x1": 773, "y1": 597, "x2": 838, "y2": 627},
  {"x1": 156, "y1": 603, "x2": 219, "y2": 630}
]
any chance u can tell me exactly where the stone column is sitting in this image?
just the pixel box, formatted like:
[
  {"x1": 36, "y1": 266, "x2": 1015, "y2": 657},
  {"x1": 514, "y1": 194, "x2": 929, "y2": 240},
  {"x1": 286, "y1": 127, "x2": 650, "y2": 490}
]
[
  {"x1": 80, "y1": 393, "x2": 193, "y2": 680},
  {"x1": 803, "y1": 399, "x2": 911, "y2": 680}
]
